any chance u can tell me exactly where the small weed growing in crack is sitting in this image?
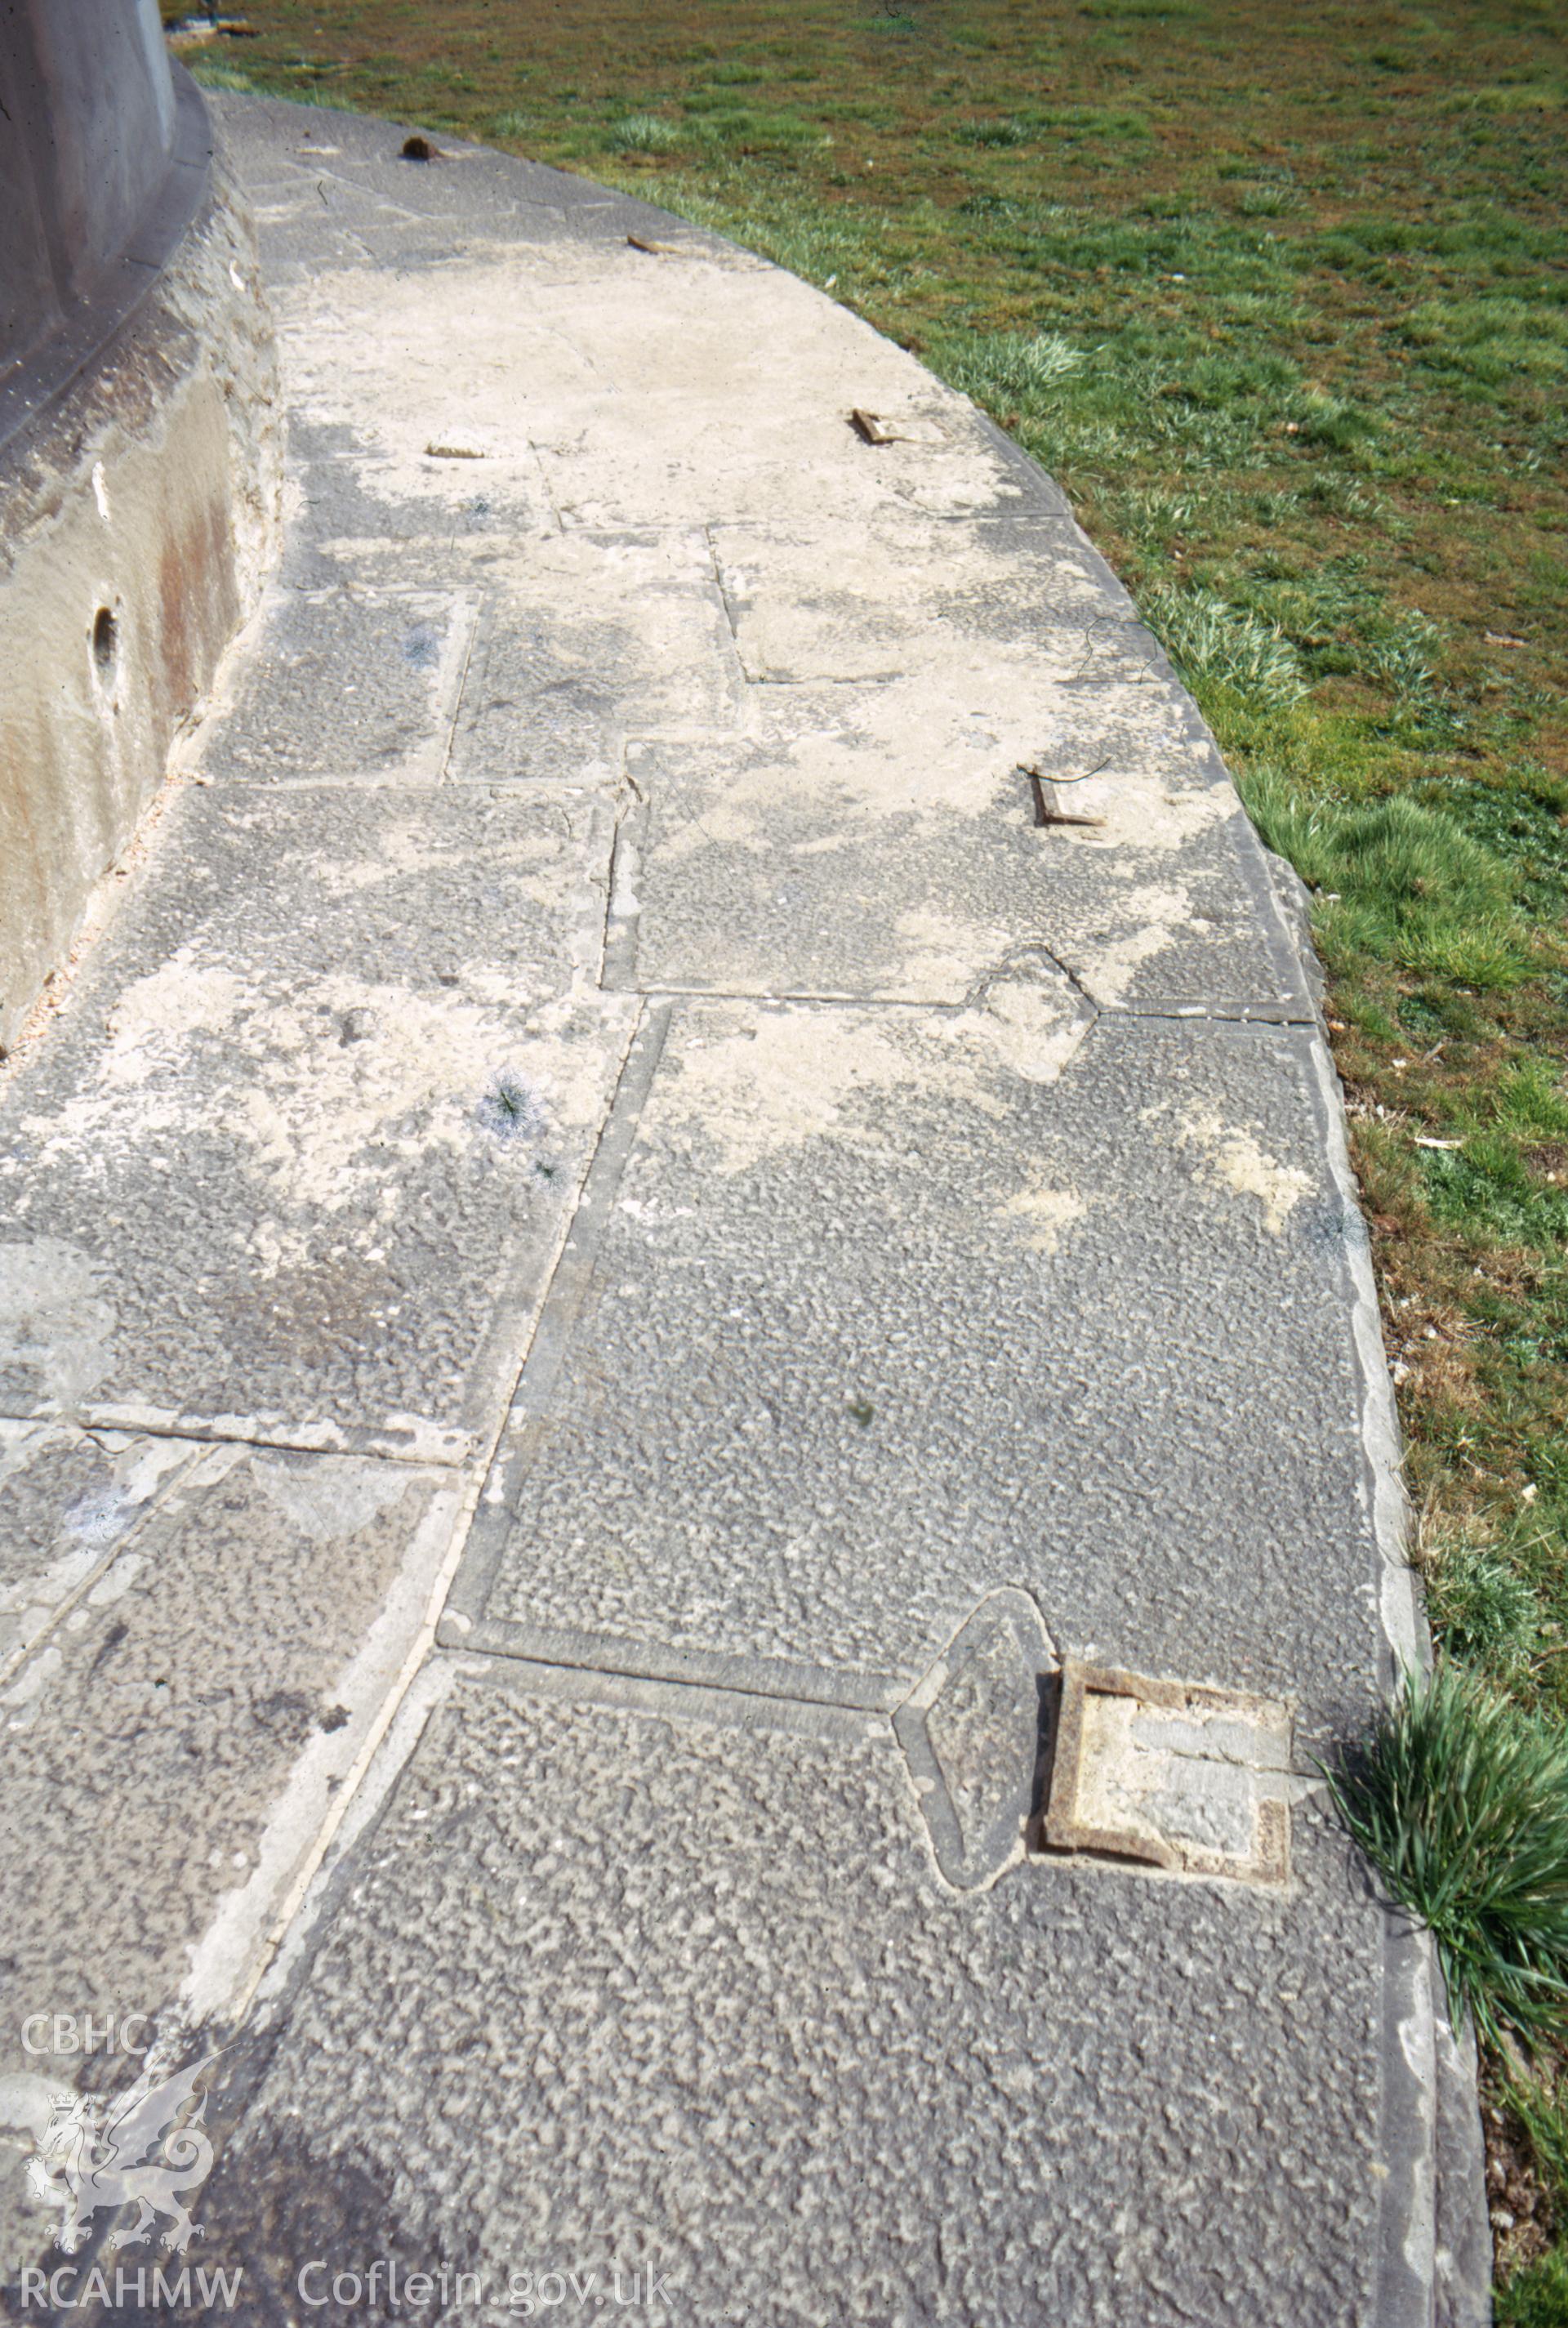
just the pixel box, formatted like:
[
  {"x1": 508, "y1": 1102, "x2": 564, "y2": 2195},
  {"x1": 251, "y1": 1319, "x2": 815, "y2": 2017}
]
[{"x1": 478, "y1": 1073, "x2": 549, "y2": 1145}]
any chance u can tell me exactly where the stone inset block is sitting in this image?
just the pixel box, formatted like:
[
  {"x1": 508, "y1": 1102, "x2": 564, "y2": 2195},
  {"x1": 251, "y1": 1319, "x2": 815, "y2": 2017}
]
[
  {"x1": 893, "y1": 1590, "x2": 1055, "y2": 1890},
  {"x1": 1044, "y1": 1660, "x2": 1292, "y2": 1884}
]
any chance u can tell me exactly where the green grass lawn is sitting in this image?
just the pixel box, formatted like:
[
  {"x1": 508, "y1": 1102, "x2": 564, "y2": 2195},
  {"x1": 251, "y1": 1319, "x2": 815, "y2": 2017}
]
[{"x1": 173, "y1": 0, "x2": 1568, "y2": 2300}]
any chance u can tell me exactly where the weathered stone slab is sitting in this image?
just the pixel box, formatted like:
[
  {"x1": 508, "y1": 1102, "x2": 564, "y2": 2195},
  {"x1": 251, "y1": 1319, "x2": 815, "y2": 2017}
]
[
  {"x1": 710, "y1": 509, "x2": 1137, "y2": 680},
  {"x1": 451, "y1": 1003, "x2": 1380, "y2": 1737},
  {"x1": 448, "y1": 532, "x2": 744, "y2": 783},
  {"x1": 0, "y1": 1421, "x2": 193, "y2": 1677},
  {"x1": 619, "y1": 680, "x2": 1307, "y2": 1011},
  {"x1": 280, "y1": 436, "x2": 555, "y2": 590},
  {"x1": 269, "y1": 247, "x2": 1057, "y2": 535},
  {"x1": 186, "y1": 1660, "x2": 1386, "y2": 2328},
  {"x1": 0, "y1": 787, "x2": 630, "y2": 1461},
  {"x1": 194, "y1": 586, "x2": 474, "y2": 781},
  {"x1": 0, "y1": 1443, "x2": 460, "y2": 2286}
]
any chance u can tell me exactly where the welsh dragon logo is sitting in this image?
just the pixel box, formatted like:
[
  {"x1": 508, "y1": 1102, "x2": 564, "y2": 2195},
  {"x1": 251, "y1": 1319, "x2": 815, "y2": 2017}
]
[{"x1": 25, "y1": 2055, "x2": 220, "y2": 2255}]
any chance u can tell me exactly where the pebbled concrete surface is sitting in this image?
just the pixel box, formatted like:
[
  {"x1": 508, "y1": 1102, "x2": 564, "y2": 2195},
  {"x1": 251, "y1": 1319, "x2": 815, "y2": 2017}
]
[
  {"x1": 0, "y1": 786, "x2": 628, "y2": 1461},
  {"x1": 191, "y1": 1661, "x2": 1388, "y2": 2326},
  {"x1": 451, "y1": 1005, "x2": 1380, "y2": 1736},
  {"x1": 0, "y1": 91, "x2": 1487, "y2": 2326}
]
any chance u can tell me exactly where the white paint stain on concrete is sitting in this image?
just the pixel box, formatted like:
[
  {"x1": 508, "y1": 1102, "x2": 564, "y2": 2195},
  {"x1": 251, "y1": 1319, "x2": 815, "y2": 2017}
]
[
  {"x1": 0, "y1": 1241, "x2": 116, "y2": 1407},
  {"x1": 1178, "y1": 1111, "x2": 1314, "y2": 1233}
]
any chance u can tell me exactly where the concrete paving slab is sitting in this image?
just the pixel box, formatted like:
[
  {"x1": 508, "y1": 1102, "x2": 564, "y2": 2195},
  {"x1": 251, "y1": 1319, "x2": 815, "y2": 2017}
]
[
  {"x1": 270, "y1": 247, "x2": 1050, "y2": 533},
  {"x1": 619, "y1": 680, "x2": 1308, "y2": 1011},
  {"x1": 265, "y1": 122, "x2": 689, "y2": 240},
  {"x1": 0, "y1": 787, "x2": 630, "y2": 1460},
  {"x1": 188, "y1": 1659, "x2": 1395, "y2": 2328},
  {"x1": 274, "y1": 419, "x2": 556, "y2": 587},
  {"x1": 194, "y1": 586, "x2": 474, "y2": 781},
  {"x1": 0, "y1": 1443, "x2": 460, "y2": 2286},
  {"x1": 711, "y1": 509, "x2": 1138, "y2": 680},
  {"x1": 0, "y1": 1422, "x2": 194, "y2": 1679},
  {"x1": 450, "y1": 1001, "x2": 1380, "y2": 1736},
  {"x1": 448, "y1": 532, "x2": 744, "y2": 783}
]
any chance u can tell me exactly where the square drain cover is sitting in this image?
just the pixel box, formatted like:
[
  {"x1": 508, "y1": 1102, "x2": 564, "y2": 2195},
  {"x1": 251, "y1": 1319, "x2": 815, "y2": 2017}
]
[{"x1": 1044, "y1": 1660, "x2": 1291, "y2": 1884}]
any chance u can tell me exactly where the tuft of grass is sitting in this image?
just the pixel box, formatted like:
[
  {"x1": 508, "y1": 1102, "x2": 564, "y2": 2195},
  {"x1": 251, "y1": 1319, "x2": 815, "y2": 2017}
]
[
  {"x1": 186, "y1": 59, "x2": 256, "y2": 93},
  {"x1": 605, "y1": 111, "x2": 683, "y2": 152},
  {"x1": 1497, "y1": 2245, "x2": 1568, "y2": 2328},
  {"x1": 1423, "y1": 1539, "x2": 1543, "y2": 1685},
  {"x1": 1238, "y1": 783, "x2": 1530, "y2": 991},
  {"x1": 954, "y1": 115, "x2": 1032, "y2": 147},
  {"x1": 1143, "y1": 583, "x2": 1306, "y2": 709},
  {"x1": 1325, "y1": 1662, "x2": 1568, "y2": 2049},
  {"x1": 945, "y1": 325, "x2": 1081, "y2": 404}
]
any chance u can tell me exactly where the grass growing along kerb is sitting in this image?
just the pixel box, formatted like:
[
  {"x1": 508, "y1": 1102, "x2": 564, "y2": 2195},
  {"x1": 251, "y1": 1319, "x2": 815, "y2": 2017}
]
[
  {"x1": 1325, "y1": 1663, "x2": 1568, "y2": 2052},
  {"x1": 1142, "y1": 582, "x2": 1307, "y2": 711}
]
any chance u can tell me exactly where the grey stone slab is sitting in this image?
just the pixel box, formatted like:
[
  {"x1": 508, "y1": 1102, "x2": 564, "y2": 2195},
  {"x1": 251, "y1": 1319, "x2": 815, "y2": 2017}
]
[
  {"x1": 0, "y1": 1422, "x2": 193, "y2": 1679},
  {"x1": 303, "y1": 146, "x2": 626, "y2": 231},
  {"x1": 280, "y1": 452, "x2": 555, "y2": 590},
  {"x1": 0, "y1": 1443, "x2": 461, "y2": 2287},
  {"x1": 0, "y1": 787, "x2": 631, "y2": 1461},
  {"x1": 190, "y1": 1660, "x2": 1396, "y2": 2327},
  {"x1": 218, "y1": 95, "x2": 726, "y2": 251},
  {"x1": 534, "y1": 385, "x2": 1040, "y2": 533},
  {"x1": 196, "y1": 587, "x2": 475, "y2": 781},
  {"x1": 448, "y1": 533, "x2": 744, "y2": 783},
  {"x1": 711, "y1": 509, "x2": 1138, "y2": 681},
  {"x1": 452, "y1": 1003, "x2": 1383, "y2": 1738},
  {"x1": 310, "y1": 151, "x2": 738, "y2": 257},
  {"x1": 621, "y1": 680, "x2": 1307, "y2": 1011}
]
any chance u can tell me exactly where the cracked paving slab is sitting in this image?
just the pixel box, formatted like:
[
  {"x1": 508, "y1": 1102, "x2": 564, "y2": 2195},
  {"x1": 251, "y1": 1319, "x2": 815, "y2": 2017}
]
[
  {"x1": 448, "y1": 530, "x2": 746, "y2": 783},
  {"x1": 618, "y1": 676, "x2": 1307, "y2": 1011},
  {"x1": 0, "y1": 1422, "x2": 194, "y2": 1679},
  {"x1": 0, "y1": 787, "x2": 631, "y2": 1460},
  {"x1": 450, "y1": 1002, "x2": 1382, "y2": 1735},
  {"x1": 710, "y1": 508, "x2": 1140, "y2": 679},
  {"x1": 194, "y1": 586, "x2": 476, "y2": 783},
  {"x1": 0, "y1": 1443, "x2": 461, "y2": 2284},
  {"x1": 278, "y1": 426, "x2": 556, "y2": 592}
]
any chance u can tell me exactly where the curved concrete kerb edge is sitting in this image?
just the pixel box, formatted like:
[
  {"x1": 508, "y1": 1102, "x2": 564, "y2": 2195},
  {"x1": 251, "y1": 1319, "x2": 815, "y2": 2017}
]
[{"x1": 0, "y1": 91, "x2": 1491, "y2": 2325}]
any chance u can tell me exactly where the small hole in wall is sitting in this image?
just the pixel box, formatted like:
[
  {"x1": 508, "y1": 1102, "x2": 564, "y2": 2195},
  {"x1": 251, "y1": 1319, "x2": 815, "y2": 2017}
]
[{"x1": 91, "y1": 606, "x2": 118, "y2": 673}]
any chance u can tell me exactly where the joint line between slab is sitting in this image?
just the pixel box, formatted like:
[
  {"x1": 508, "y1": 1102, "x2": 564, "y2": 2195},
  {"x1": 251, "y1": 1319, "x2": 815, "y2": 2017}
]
[{"x1": 439, "y1": 1624, "x2": 898, "y2": 1719}]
